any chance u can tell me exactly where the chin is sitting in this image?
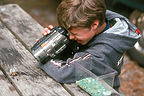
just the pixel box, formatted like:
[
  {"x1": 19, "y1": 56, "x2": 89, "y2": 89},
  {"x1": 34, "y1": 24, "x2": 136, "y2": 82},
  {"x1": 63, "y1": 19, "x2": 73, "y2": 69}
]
[
  {"x1": 80, "y1": 42, "x2": 87, "y2": 45},
  {"x1": 77, "y1": 40, "x2": 87, "y2": 45}
]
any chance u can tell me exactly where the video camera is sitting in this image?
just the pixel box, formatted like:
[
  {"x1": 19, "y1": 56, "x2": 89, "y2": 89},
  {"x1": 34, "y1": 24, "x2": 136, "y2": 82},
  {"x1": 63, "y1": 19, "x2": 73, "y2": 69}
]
[{"x1": 31, "y1": 26, "x2": 72, "y2": 63}]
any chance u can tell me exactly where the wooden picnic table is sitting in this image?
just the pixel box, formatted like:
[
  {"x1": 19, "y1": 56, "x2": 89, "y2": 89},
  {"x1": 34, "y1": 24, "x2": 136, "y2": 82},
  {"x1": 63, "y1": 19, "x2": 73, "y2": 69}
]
[{"x1": 0, "y1": 4, "x2": 120, "y2": 96}]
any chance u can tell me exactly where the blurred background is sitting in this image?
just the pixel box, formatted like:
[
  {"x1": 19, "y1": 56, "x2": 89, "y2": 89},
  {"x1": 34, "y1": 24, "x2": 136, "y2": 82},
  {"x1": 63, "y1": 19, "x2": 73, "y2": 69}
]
[
  {"x1": 0, "y1": 0, "x2": 144, "y2": 96},
  {"x1": 0, "y1": 0, "x2": 60, "y2": 27}
]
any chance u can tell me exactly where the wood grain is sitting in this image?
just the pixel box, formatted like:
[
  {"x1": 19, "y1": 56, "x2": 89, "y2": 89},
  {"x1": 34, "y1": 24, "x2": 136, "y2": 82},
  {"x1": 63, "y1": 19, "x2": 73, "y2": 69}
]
[
  {"x1": 0, "y1": 69, "x2": 19, "y2": 96},
  {"x1": 0, "y1": 4, "x2": 89, "y2": 96},
  {"x1": 0, "y1": 20, "x2": 70, "y2": 96}
]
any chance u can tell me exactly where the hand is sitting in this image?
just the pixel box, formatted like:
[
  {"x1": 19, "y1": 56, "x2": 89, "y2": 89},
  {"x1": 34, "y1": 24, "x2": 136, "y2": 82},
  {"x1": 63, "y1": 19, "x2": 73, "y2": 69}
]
[
  {"x1": 36, "y1": 25, "x2": 54, "y2": 42},
  {"x1": 42, "y1": 25, "x2": 54, "y2": 36}
]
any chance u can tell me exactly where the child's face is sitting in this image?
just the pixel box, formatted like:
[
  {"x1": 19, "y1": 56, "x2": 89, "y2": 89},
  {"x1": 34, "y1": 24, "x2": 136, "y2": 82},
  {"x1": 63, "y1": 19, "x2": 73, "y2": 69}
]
[{"x1": 69, "y1": 28, "x2": 96, "y2": 45}]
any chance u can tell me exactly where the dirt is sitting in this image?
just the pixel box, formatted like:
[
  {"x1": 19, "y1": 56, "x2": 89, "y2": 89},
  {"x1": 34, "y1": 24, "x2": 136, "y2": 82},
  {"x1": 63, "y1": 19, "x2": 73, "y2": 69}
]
[{"x1": 119, "y1": 55, "x2": 144, "y2": 96}]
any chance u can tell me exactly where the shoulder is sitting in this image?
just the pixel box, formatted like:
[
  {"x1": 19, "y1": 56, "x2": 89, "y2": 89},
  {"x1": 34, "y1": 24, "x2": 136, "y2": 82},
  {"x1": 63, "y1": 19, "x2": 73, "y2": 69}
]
[{"x1": 104, "y1": 18, "x2": 128, "y2": 35}]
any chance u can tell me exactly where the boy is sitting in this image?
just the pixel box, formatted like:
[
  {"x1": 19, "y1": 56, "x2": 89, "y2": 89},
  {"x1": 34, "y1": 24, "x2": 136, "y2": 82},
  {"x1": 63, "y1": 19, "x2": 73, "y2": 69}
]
[{"x1": 39, "y1": 0, "x2": 141, "y2": 91}]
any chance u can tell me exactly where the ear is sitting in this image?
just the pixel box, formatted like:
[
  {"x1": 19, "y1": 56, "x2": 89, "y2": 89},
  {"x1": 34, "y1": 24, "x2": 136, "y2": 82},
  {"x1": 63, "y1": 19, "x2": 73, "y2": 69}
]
[{"x1": 91, "y1": 20, "x2": 99, "y2": 31}]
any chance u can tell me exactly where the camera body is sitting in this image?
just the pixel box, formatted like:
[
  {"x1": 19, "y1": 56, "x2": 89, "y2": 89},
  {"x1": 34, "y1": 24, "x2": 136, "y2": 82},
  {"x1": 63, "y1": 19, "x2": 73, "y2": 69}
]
[{"x1": 31, "y1": 26, "x2": 70, "y2": 63}]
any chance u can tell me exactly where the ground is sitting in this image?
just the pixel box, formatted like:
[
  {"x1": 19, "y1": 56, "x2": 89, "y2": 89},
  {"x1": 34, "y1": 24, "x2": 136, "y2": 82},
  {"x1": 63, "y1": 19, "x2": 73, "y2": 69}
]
[{"x1": 119, "y1": 55, "x2": 144, "y2": 96}]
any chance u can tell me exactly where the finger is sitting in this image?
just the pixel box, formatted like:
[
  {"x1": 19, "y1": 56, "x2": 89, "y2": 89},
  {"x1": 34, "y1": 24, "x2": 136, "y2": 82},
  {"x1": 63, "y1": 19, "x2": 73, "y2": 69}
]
[
  {"x1": 44, "y1": 32, "x2": 48, "y2": 36},
  {"x1": 44, "y1": 28, "x2": 49, "y2": 32},
  {"x1": 43, "y1": 30, "x2": 50, "y2": 36},
  {"x1": 42, "y1": 31, "x2": 48, "y2": 36},
  {"x1": 41, "y1": 31, "x2": 45, "y2": 35},
  {"x1": 41, "y1": 25, "x2": 53, "y2": 36},
  {"x1": 46, "y1": 29, "x2": 51, "y2": 34},
  {"x1": 48, "y1": 25, "x2": 54, "y2": 29},
  {"x1": 42, "y1": 28, "x2": 51, "y2": 35},
  {"x1": 41, "y1": 28, "x2": 47, "y2": 35},
  {"x1": 35, "y1": 39, "x2": 39, "y2": 42}
]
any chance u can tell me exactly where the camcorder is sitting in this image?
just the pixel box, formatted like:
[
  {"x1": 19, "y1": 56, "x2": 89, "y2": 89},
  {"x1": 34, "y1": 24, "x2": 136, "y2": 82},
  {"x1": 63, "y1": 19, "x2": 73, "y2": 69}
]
[{"x1": 31, "y1": 26, "x2": 78, "y2": 64}]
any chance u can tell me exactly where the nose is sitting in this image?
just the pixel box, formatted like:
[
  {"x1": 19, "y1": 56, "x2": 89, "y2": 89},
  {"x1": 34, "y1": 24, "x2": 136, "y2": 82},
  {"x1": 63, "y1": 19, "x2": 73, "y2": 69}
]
[{"x1": 69, "y1": 34, "x2": 75, "y2": 40}]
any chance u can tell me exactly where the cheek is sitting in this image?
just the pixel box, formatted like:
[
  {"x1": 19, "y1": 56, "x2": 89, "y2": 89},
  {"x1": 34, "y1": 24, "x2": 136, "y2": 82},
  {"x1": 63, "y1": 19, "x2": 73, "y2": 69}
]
[
  {"x1": 85, "y1": 33, "x2": 95, "y2": 39},
  {"x1": 83, "y1": 33, "x2": 95, "y2": 43},
  {"x1": 75, "y1": 30, "x2": 95, "y2": 41},
  {"x1": 76, "y1": 35, "x2": 91, "y2": 41}
]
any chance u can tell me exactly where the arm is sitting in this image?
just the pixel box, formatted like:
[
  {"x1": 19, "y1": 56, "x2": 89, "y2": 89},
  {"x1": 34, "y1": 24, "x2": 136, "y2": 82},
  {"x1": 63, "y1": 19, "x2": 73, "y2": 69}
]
[{"x1": 39, "y1": 43, "x2": 121, "y2": 83}]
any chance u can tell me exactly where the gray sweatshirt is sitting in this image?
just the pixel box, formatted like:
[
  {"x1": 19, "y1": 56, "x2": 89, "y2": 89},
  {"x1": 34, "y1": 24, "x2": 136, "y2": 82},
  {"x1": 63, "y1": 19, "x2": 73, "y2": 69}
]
[{"x1": 39, "y1": 10, "x2": 141, "y2": 90}]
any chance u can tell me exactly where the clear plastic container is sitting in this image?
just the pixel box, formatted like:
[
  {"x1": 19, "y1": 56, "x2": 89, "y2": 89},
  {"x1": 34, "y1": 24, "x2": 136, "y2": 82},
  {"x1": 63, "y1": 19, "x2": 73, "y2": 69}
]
[{"x1": 75, "y1": 64, "x2": 119, "y2": 96}]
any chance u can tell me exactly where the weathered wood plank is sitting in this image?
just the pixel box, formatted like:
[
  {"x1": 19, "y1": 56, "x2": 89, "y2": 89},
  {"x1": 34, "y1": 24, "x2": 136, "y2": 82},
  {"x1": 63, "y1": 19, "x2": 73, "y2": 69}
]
[
  {"x1": 0, "y1": 4, "x2": 89, "y2": 96},
  {"x1": 0, "y1": 69, "x2": 19, "y2": 96},
  {"x1": 63, "y1": 83, "x2": 90, "y2": 96},
  {"x1": 0, "y1": 21, "x2": 70, "y2": 96},
  {"x1": 0, "y1": 4, "x2": 43, "y2": 49}
]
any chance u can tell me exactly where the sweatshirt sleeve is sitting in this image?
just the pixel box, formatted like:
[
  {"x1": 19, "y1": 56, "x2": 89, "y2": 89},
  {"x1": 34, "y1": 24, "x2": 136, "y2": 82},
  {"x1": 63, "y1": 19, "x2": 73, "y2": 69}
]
[
  {"x1": 39, "y1": 43, "x2": 119, "y2": 83},
  {"x1": 39, "y1": 51, "x2": 93, "y2": 83}
]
